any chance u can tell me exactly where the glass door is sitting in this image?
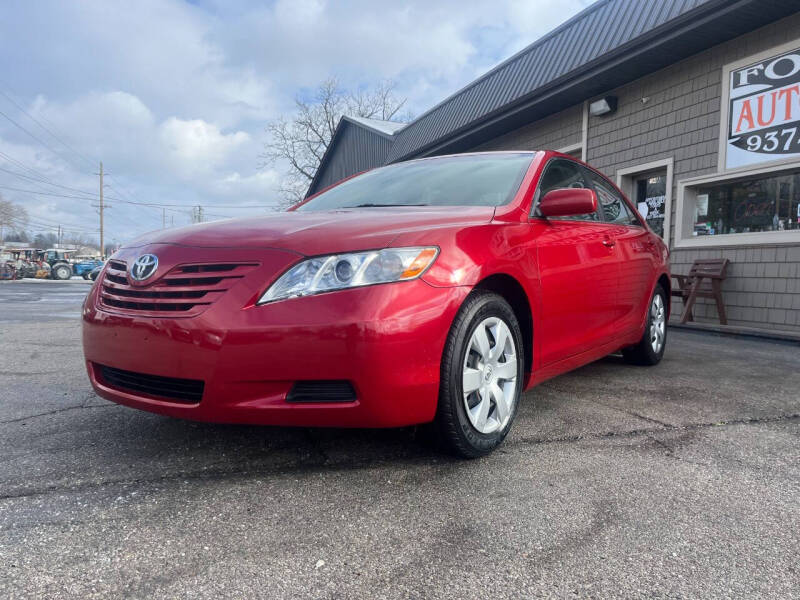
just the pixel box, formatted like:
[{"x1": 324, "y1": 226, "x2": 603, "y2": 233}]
[{"x1": 633, "y1": 171, "x2": 667, "y2": 238}]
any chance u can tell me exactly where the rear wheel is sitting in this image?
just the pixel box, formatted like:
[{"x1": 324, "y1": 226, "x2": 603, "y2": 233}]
[
  {"x1": 622, "y1": 284, "x2": 667, "y2": 366},
  {"x1": 435, "y1": 291, "x2": 524, "y2": 458},
  {"x1": 53, "y1": 264, "x2": 72, "y2": 280}
]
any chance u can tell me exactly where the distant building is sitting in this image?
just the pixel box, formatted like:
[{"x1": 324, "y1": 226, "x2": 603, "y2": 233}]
[{"x1": 311, "y1": 0, "x2": 800, "y2": 335}]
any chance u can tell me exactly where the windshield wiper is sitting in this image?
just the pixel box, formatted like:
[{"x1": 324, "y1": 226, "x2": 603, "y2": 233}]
[{"x1": 343, "y1": 203, "x2": 429, "y2": 208}]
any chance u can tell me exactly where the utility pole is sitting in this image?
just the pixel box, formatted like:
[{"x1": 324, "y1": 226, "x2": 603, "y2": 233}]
[
  {"x1": 99, "y1": 162, "x2": 104, "y2": 259},
  {"x1": 192, "y1": 205, "x2": 204, "y2": 224},
  {"x1": 92, "y1": 162, "x2": 110, "y2": 258}
]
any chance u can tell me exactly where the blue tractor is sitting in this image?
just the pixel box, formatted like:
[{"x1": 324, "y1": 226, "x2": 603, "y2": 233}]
[{"x1": 73, "y1": 259, "x2": 105, "y2": 280}]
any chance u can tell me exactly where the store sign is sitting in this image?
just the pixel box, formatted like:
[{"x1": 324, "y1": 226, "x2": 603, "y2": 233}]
[{"x1": 726, "y1": 47, "x2": 800, "y2": 169}]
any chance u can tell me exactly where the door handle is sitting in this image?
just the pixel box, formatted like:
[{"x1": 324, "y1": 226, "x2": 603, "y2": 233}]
[{"x1": 602, "y1": 238, "x2": 616, "y2": 248}]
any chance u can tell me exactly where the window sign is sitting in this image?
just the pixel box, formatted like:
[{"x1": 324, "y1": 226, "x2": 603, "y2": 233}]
[
  {"x1": 635, "y1": 174, "x2": 667, "y2": 237},
  {"x1": 725, "y1": 46, "x2": 800, "y2": 169}
]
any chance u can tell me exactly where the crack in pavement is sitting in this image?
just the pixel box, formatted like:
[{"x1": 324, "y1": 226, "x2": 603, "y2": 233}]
[
  {"x1": 0, "y1": 403, "x2": 114, "y2": 425},
  {"x1": 511, "y1": 412, "x2": 800, "y2": 447},
  {"x1": 1, "y1": 413, "x2": 797, "y2": 504},
  {"x1": 585, "y1": 397, "x2": 674, "y2": 428}
]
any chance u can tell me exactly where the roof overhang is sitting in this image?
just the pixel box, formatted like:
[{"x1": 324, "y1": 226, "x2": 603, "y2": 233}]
[{"x1": 395, "y1": 0, "x2": 800, "y2": 161}]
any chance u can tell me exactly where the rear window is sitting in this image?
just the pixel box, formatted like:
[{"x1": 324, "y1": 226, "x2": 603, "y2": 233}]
[{"x1": 297, "y1": 153, "x2": 534, "y2": 211}]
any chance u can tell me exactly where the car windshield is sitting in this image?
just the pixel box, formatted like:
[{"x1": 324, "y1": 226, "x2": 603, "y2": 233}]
[{"x1": 297, "y1": 153, "x2": 534, "y2": 212}]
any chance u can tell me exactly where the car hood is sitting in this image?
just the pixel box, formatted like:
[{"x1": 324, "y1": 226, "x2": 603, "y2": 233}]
[{"x1": 122, "y1": 206, "x2": 496, "y2": 256}]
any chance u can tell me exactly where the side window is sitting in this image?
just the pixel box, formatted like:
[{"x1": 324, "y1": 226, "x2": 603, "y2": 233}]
[
  {"x1": 534, "y1": 159, "x2": 599, "y2": 221},
  {"x1": 587, "y1": 170, "x2": 639, "y2": 225}
]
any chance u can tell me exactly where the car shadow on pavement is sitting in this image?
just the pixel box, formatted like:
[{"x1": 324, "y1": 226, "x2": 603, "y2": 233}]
[{"x1": 54, "y1": 352, "x2": 641, "y2": 486}]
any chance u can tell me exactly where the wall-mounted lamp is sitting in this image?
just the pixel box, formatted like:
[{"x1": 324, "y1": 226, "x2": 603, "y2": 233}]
[{"x1": 589, "y1": 96, "x2": 618, "y2": 116}]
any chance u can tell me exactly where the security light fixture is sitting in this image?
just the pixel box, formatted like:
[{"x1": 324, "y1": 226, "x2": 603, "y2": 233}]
[{"x1": 589, "y1": 96, "x2": 618, "y2": 116}]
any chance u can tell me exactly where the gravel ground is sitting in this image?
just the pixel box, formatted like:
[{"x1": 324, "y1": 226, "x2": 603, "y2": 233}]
[{"x1": 1, "y1": 281, "x2": 798, "y2": 599}]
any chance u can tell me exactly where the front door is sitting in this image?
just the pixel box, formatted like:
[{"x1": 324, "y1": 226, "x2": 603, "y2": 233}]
[
  {"x1": 532, "y1": 159, "x2": 621, "y2": 366},
  {"x1": 587, "y1": 169, "x2": 655, "y2": 334}
]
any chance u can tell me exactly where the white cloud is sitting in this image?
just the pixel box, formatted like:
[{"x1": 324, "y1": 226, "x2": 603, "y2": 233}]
[
  {"x1": 158, "y1": 117, "x2": 250, "y2": 176},
  {"x1": 0, "y1": 0, "x2": 593, "y2": 241}
]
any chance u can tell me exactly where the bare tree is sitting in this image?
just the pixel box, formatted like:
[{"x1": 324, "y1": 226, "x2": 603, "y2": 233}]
[
  {"x1": 0, "y1": 196, "x2": 29, "y2": 240},
  {"x1": 62, "y1": 232, "x2": 99, "y2": 250},
  {"x1": 33, "y1": 232, "x2": 58, "y2": 249},
  {"x1": 262, "y1": 78, "x2": 409, "y2": 207}
]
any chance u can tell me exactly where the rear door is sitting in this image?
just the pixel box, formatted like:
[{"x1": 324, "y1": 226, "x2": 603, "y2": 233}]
[
  {"x1": 586, "y1": 169, "x2": 655, "y2": 334},
  {"x1": 533, "y1": 159, "x2": 621, "y2": 366}
]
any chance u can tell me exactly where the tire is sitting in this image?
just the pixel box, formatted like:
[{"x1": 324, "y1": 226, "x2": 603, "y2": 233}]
[
  {"x1": 53, "y1": 264, "x2": 72, "y2": 280},
  {"x1": 434, "y1": 290, "x2": 524, "y2": 458},
  {"x1": 83, "y1": 273, "x2": 90, "y2": 280},
  {"x1": 622, "y1": 284, "x2": 667, "y2": 366}
]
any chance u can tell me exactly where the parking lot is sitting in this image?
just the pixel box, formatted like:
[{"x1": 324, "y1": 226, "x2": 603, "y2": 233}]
[{"x1": 1, "y1": 280, "x2": 798, "y2": 599}]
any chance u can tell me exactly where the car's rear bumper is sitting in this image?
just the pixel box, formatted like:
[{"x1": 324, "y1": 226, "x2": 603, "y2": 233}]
[{"x1": 82, "y1": 248, "x2": 468, "y2": 427}]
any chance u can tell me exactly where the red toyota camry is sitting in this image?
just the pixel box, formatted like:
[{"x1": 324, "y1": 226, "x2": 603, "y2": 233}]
[{"x1": 83, "y1": 151, "x2": 669, "y2": 457}]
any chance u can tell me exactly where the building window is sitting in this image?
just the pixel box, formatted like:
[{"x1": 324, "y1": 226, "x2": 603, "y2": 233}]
[
  {"x1": 676, "y1": 162, "x2": 800, "y2": 248},
  {"x1": 695, "y1": 170, "x2": 800, "y2": 236}
]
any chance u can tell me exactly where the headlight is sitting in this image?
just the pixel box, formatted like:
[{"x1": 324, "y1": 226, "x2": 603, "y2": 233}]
[{"x1": 257, "y1": 246, "x2": 439, "y2": 304}]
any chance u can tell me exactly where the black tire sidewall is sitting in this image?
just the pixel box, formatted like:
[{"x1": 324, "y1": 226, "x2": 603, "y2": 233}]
[
  {"x1": 625, "y1": 284, "x2": 667, "y2": 365},
  {"x1": 440, "y1": 292, "x2": 524, "y2": 456}
]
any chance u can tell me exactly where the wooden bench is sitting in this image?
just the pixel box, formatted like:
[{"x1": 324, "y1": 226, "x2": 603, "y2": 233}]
[{"x1": 671, "y1": 258, "x2": 730, "y2": 325}]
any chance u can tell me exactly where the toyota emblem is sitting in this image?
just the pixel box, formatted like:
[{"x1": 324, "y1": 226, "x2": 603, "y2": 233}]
[{"x1": 130, "y1": 254, "x2": 159, "y2": 281}]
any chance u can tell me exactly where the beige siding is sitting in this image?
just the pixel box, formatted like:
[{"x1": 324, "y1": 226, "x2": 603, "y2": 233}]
[{"x1": 468, "y1": 12, "x2": 800, "y2": 334}]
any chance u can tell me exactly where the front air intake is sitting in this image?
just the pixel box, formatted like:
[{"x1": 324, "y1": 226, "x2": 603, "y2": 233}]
[
  {"x1": 97, "y1": 364, "x2": 204, "y2": 404},
  {"x1": 286, "y1": 381, "x2": 357, "y2": 403}
]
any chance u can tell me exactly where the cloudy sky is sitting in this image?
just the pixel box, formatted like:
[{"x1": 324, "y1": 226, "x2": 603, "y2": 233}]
[{"x1": 0, "y1": 0, "x2": 593, "y2": 246}]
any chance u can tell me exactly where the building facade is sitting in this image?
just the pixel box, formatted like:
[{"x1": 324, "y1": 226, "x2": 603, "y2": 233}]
[{"x1": 309, "y1": 0, "x2": 800, "y2": 334}]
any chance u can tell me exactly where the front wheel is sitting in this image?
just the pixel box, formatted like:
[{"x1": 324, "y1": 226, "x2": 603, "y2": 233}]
[
  {"x1": 435, "y1": 291, "x2": 524, "y2": 458},
  {"x1": 622, "y1": 284, "x2": 667, "y2": 366}
]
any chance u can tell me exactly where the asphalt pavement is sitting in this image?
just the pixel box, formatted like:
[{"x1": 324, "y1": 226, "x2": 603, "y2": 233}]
[{"x1": 1, "y1": 280, "x2": 798, "y2": 599}]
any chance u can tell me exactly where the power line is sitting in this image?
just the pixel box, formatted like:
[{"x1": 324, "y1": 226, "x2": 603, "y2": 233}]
[
  {"x1": 6, "y1": 209, "x2": 100, "y2": 231},
  {"x1": 0, "y1": 95, "x2": 257, "y2": 231},
  {"x1": 0, "y1": 184, "x2": 104, "y2": 201},
  {"x1": 0, "y1": 182, "x2": 257, "y2": 211},
  {"x1": 0, "y1": 164, "x2": 98, "y2": 198},
  {"x1": 6, "y1": 215, "x2": 99, "y2": 235},
  {"x1": 0, "y1": 107, "x2": 90, "y2": 175},
  {"x1": 0, "y1": 149, "x2": 62, "y2": 182},
  {"x1": 0, "y1": 87, "x2": 97, "y2": 170}
]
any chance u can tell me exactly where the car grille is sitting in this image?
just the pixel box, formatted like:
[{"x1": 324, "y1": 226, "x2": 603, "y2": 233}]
[
  {"x1": 97, "y1": 364, "x2": 204, "y2": 404},
  {"x1": 100, "y1": 259, "x2": 258, "y2": 317}
]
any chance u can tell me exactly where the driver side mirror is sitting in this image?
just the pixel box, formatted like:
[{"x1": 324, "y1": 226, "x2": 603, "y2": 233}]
[{"x1": 539, "y1": 188, "x2": 597, "y2": 218}]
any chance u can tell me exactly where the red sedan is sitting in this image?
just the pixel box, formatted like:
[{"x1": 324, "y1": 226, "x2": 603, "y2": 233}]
[{"x1": 82, "y1": 151, "x2": 670, "y2": 457}]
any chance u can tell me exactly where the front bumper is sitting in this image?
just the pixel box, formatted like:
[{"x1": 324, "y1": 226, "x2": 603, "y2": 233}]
[{"x1": 82, "y1": 244, "x2": 468, "y2": 427}]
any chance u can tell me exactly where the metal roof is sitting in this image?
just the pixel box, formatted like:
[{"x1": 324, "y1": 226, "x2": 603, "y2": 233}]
[
  {"x1": 345, "y1": 116, "x2": 406, "y2": 137},
  {"x1": 306, "y1": 116, "x2": 400, "y2": 196},
  {"x1": 385, "y1": 0, "x2": 798, "y2": 162}
]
